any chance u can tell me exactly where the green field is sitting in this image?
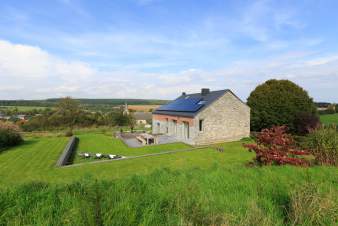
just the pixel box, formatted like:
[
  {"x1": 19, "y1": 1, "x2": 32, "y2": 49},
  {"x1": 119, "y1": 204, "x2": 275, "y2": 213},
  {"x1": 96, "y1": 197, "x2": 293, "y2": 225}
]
[
  {"x1": 74, "y1": 133, "x2": 190, "y2": 163},
  {"x1": 1, "y1": 133, "x2": 244, "y2": 186},
  {"x1": 320, "y1": 113, "x2": 338, "y2": 125},
  {"x1": 0, "y1": 105, "x2": 49, "y2": 111},
  {"x1": 0, "y1": 133, "x2": 337, "y2": 225}
]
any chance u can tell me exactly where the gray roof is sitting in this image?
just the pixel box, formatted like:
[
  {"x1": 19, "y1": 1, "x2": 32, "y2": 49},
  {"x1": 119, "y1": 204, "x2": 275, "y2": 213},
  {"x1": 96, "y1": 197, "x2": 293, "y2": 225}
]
[
  {"x1": 153, "y1": 89, "x2": 244, "y2": 118},
  {"x1": 132, "y1": 112, "x2": 152, "y2": 120}
]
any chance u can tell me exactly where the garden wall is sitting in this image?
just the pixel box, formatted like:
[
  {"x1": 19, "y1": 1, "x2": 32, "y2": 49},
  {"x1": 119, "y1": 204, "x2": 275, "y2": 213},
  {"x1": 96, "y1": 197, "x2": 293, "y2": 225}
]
[{"x1": 56, "y1": 136, "x2": 79, "y2": 167}]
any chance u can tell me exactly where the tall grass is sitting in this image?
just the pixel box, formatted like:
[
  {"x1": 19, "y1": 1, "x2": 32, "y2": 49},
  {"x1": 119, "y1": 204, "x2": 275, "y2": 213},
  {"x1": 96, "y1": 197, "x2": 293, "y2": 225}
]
[
  {"x1": 287, "y1": 182, "x2": 338, "y2": 226},
  {"x1": 0, "y1": 167, "x2": 337, "y2": 226},
  {"x1": 304, "y1": 125, "x2": 338, "y2": 166}
]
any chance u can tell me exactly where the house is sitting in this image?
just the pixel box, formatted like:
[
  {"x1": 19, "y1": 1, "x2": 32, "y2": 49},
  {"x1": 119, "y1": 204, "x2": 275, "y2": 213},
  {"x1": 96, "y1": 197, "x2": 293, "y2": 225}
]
[
  {"x1": 316, "y1": 102, "x2": 337, "y2": 111},
  {"x1": 152, "y1": 88, "x2": 250, "y2": 145},
  {"x1": 0, "y1": 112, "x2": 10, "y2": 120},
  {"x1": 133, "y1": 112, "x2": 152, "y2": 125},
  {"x1": 16, "y1": 114, "x2": 27, "y2": 120}
]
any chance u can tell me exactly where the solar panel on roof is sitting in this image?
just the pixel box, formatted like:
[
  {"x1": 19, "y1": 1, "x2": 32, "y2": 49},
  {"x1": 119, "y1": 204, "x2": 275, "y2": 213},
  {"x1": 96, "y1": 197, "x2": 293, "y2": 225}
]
[{"x1": 157, "y1": 97, "x2": 204, "y2": 112}]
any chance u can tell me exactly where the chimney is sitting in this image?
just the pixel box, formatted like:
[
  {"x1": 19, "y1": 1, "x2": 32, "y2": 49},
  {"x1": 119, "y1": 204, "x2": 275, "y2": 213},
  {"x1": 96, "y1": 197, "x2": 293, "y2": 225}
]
[
  {"x1": 201, "y1": 88, "x2": 210, "y2": 96},
  {"x1": 182, "y1": 92, "x2": 186, "y2": 96}
]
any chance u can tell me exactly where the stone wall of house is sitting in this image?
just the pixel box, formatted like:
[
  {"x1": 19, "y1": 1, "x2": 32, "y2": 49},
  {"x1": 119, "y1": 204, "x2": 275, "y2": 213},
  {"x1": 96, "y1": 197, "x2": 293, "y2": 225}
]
[{"x1": 193, "y1": 92, "x2": 250, "y2": 145}]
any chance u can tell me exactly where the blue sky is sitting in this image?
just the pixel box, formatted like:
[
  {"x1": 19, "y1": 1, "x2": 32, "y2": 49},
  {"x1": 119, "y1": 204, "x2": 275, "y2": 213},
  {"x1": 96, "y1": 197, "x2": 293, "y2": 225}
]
[{"x1": 0, "y1": 0, "x2": 338, "y2": 101}]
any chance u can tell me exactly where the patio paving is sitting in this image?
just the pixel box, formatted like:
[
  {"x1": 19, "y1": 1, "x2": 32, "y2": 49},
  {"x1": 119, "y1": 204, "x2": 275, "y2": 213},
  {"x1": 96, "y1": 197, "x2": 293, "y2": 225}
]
[{"x1": 120, "y1": 134, "x2": 178, "y2": 148}]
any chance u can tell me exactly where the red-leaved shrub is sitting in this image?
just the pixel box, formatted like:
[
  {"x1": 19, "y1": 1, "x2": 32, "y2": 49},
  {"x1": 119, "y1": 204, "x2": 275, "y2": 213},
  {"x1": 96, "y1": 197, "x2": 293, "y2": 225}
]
[{"x1": 244, "y1": 126, "x2": 310, "y2": 166}]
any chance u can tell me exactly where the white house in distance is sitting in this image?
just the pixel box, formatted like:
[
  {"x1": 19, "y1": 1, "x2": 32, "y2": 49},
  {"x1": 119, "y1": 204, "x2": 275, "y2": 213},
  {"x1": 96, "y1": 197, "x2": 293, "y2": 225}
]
[
  {"x1": 152, "y1": 88, "x2": 250, "y2": 145},
  {"x1": 133, "y1": 112, "x2": 152, "y2": 125}
]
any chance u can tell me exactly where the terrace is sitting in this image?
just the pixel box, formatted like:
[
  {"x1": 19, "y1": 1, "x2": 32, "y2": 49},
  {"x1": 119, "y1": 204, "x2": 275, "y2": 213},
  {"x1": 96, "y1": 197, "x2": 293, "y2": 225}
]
[{"x1": 118, "y1": 132, "x2": 178, "y2": 148}]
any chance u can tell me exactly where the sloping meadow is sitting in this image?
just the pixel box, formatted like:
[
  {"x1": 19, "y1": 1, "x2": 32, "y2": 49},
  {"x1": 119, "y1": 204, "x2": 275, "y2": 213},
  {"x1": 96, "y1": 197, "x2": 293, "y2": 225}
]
[{"x1": 0, "y1": 166, "x2": 337, "y2": 226}]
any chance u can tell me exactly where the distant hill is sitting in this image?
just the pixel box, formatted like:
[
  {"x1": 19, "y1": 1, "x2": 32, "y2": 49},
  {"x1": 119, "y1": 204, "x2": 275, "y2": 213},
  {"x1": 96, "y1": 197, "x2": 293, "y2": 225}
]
[
  {"x1": 0, "y1": 98, "x2": 170, "y2": 112},
  {"x1": 46, "y1": 98, "x2": 169, "y2": 106},
  {"x1": 0, "y1": 98, "x2": 168, "y2": 106}
]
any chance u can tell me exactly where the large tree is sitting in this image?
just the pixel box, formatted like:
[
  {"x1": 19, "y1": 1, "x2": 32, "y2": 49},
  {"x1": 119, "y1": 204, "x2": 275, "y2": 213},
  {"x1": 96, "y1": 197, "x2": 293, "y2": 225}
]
[
  {"x1": 113, "y1": 111, "x2": 129, "y2": 126},
  {"x1": 50, "y1": 97, "x2": 81, "y2": 131},
  {"x1": 247, "y1": 79, "x2": 317, "y2": 133}
]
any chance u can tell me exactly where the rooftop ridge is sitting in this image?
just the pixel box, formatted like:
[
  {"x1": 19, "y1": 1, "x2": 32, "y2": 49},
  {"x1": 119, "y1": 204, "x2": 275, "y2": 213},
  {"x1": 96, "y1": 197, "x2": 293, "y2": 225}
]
[{"x1": 180, "y1": 89, "x2": 229, "y2": 96}]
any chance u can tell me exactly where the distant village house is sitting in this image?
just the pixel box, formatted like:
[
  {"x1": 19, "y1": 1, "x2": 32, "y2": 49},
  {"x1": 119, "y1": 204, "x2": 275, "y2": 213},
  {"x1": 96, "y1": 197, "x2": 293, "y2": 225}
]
[
  {"x1": 133, "y1": 112, "x2": 152, "y2": 125},
  {"x1": 122, "y1": 103, "x2": 152, "y2": 127}
]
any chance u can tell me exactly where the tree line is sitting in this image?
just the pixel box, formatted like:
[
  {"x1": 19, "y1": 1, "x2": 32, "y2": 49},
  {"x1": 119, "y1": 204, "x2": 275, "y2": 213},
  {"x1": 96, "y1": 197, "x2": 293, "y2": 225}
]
[
  {"x1": 20, "y1": 97, "x2": 136, "y2": 132},
  {"x1": 0, "y1": 98, "x2": 168, "y2": 112}
]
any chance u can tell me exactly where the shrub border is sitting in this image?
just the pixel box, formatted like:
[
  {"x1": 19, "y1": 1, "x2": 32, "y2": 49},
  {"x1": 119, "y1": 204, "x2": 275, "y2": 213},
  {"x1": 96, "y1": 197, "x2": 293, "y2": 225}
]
[{"x1": 56, "y1": 136, "x2": 79, "y2": 167}]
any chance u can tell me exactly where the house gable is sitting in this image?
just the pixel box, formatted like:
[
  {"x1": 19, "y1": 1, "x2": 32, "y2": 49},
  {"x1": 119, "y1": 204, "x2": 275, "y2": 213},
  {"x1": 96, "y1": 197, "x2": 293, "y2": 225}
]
[{"x1": 193, "y1": 91, "x2": 250, "y2": 144}]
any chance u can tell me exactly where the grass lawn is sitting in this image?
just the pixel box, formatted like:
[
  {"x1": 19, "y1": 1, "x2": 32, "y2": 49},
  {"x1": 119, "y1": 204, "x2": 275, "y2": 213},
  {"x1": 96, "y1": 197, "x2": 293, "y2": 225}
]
[
  {"x1": 0, "y1": 132, "x2": 337, "y2": 225},
  {"x1": 74, "y1": 133, "x2": 191, "y2": 163},
  {"x1": 320, "y1": 113, "x2": 338, "y2": 125},
  {"x1": 0, "y1": 133, "x2": 252, "y2": 186},
  {"x1": 0, "y1": 136, "x2": 68, "y2": 186},
  {"x1": 0, "y1": 133, "x2": 336, "y2": 188}
]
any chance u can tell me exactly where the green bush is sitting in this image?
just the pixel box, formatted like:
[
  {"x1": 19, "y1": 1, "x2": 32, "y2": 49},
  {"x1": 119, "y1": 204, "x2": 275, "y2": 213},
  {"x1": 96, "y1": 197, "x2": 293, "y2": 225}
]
[
  {"x1": 294, "y1": 112, "x2": 320, "y2": 135},
  {"x1": 0, "y1": 121, "x2": 23, "y2": 149},
  {"x1": 304, "y1": 125, "x2": 338, "y2": 166},
  {"x1": 247, "y1": 79, "x2": 317, "y2": 133}
]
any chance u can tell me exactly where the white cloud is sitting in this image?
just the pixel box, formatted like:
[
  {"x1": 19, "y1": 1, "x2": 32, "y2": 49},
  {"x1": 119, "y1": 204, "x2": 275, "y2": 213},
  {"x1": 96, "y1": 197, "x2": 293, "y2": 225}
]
[
  {"x1": 0, "y1": 39, "x2": 338, "y2": 102},
  {"x1": 203, "y1": 0, "x2": 305, "y2": 46},
  {"x1": 0, "y1": 40, "x2": 94, "y2": 81},
  {"x1": 0, "y1": 40, "x2": 50, "y2": 78},
  {"x1": 0, "y1": 40, "x2": 96, "y2": 99},
  {"x1": 304, "y1": 55, "x2": 338, "y2": 66}
]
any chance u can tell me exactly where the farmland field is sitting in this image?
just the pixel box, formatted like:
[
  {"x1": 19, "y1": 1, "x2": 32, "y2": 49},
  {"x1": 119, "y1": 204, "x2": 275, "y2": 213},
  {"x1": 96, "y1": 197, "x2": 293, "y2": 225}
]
[
  {"x1": 0, "y1": 132, "x2": 337, "y2": 225},
  {"x1": 0, "y1": 105, "x2": 49, "y2": 111},
  {"x1": 128, "y1": 104, "x2": 161, "y2": 112},
  {"x1": 320, "y1": 113, "x2": 338, "y2": 125}
]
